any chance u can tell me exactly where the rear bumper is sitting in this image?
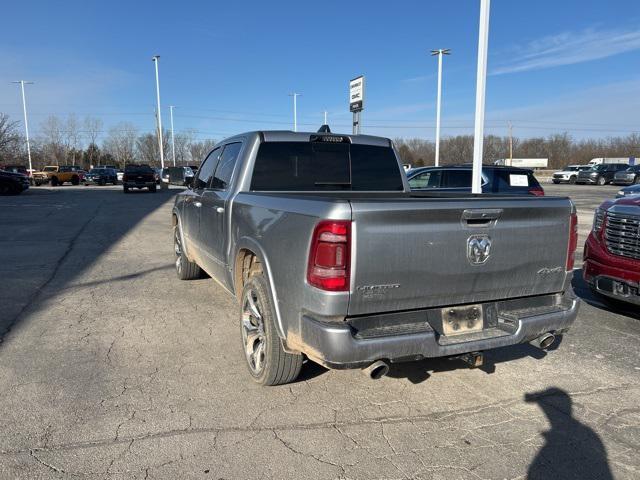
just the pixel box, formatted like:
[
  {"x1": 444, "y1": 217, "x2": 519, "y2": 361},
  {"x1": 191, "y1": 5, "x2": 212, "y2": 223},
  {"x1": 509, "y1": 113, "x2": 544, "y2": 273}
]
[
  {"x1": 294, "y1": 292, "x2": 580, "y2": 369},
  {"x1": 124, "y1": 181, "x2": 155, "y2": 188},
  {"x1": 576, "y1": 177, "x2": 597, "y2": 184}
]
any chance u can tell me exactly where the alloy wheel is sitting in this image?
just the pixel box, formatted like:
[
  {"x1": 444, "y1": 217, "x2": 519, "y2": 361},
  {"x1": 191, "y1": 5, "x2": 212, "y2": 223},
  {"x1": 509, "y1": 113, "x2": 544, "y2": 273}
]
[
  {"x1": 241, "y1": 288, "x2": 266, "y2": 375},
  {"x1": 174, "y1": 229, "x2": 183, "y2": 275}
]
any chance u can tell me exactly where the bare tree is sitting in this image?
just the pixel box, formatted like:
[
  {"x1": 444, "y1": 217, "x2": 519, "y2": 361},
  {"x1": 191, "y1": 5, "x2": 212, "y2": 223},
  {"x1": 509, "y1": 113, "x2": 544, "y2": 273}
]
[
  {"x1": 188, "y1": 138, "x2": 216, "y2": 165},
  {"x1": 103, "y1": 122, "x2": 138, "y2": 166},
  {"x1": 0, "y1": 113, "x2": 22, "y2": 159},
  {"x1": 136, "y1": 130, "x2": 169, "y2": 166},
  {"x1": 40, "y1": 115, "x2": 66, "y2": 165},
  {"x1": 65, "y1": 114, "x2": 81, "y2": 165},
  {"x1": 84, "y1": 116, "x2": 103, "y2": 167}
]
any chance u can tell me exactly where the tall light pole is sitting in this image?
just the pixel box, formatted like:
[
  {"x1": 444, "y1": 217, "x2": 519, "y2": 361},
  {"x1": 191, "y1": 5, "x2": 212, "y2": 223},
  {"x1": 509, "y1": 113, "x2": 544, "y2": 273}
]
[
  {"x1": 12, "y1": 80, "x2": 34, "y2": 176},
  {"x1": 430, "y1": 49, "x2": 450, "y2": 167},
  {"x1": 471, "y1": 0, "x2": 491, "y2": 194},
  {"x1": 289, "y1": 93, "x2": 300, "y2": 131},
  {"x1": 169, "y1": 105, "x2": 176, "y2": 166},
  {"x1": 152, "y1": 55, "x2": 164, "y2": 169}
]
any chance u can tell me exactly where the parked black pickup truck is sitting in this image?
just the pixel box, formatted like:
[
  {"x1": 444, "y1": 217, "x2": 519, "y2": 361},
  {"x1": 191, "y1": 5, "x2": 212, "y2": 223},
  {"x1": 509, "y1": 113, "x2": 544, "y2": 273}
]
[{"x1": 122, "y1": 165, "x2": 157, "y2": 193}]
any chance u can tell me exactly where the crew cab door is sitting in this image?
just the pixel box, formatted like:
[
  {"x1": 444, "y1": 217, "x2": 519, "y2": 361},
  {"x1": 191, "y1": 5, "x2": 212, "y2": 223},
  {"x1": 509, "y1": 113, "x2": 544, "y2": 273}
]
[
  {"x1": 182, "y1": 147, "x2": 221, "y2": 258},
  {"x1": 198, "y1": 142, "x2": 243, "y2": 278}
]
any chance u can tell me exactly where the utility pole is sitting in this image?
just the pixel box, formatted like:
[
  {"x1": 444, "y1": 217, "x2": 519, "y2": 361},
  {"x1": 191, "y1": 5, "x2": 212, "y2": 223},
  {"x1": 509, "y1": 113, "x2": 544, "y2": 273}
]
[
  {"x1": 508, "y1": 121, "x2": 513, "y2": 166},
  {"x1": 430, "y1": 49, "x2": 451, "y2": 167},
  {"x1": 12, "y1": 80, "x2": 34, "y2": 177},
  {"x1": 324, "y1": 110, "x2": 328, "y2": 125},
  {"x1": 169, "y1": 105, "x2": 176, "y2": 166},
  {"x1": 152, "y1": 55, "x2": 164, "y2": 169},
  {"x1": 289, "y1": 93, "x2": 300, "y2": 131},
  {"x1": 471, "y1": 0, "x2": 491, "y2": 194}
]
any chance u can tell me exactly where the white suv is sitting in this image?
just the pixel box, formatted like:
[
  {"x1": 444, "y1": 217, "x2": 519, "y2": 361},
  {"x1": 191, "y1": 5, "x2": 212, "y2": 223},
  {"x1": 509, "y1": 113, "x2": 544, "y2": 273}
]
[{"x1": 552, "y1": 165, "x2": 591, "y2": 184}]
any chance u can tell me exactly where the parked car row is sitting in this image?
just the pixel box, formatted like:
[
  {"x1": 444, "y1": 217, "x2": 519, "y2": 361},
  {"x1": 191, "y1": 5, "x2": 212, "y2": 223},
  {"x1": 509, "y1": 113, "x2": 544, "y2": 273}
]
[{"x1": 553, "y1": 163, "x2": 639, "y2": 186}]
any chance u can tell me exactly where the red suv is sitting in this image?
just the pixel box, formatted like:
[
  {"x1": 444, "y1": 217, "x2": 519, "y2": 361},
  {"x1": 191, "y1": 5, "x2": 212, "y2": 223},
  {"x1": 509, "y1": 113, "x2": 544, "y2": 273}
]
[{"x1": 583, "y1": 195, "x2": 640, "y2": 306}]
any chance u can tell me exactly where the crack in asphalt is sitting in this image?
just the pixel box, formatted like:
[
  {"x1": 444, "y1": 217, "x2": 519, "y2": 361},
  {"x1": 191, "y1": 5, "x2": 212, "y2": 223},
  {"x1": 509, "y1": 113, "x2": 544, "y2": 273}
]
[{"x1": 2, "y1": 382, "x2": 635, "y2": 458}]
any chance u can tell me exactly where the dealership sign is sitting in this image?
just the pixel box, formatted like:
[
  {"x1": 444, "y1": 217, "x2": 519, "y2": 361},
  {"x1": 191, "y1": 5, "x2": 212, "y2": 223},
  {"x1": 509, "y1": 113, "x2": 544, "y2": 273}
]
[{"x1": 349, "y1": 76, "x2": 364, "y2": 112}]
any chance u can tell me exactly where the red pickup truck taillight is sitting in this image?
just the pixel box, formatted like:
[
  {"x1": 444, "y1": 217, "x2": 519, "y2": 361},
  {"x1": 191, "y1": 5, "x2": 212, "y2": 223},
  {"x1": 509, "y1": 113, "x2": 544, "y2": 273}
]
[
  {"x1": 307, "y1": 220, "x2": 351, "y2": 291},
  {"x1": 566, "y1": 211, "x2": 578, "y2": 270}
]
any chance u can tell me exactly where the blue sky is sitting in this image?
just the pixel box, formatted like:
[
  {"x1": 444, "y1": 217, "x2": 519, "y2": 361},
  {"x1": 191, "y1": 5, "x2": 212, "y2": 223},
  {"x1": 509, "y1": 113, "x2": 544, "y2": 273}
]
[{"x1": 1, "y1": 0, "x2": 639, "y2": 143}]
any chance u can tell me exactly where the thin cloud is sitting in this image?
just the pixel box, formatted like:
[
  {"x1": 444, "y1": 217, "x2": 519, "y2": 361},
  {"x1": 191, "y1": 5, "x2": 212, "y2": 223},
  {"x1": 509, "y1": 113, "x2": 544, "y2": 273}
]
[{"x1": 492, "y1": 26, "x2": 640, "y2": 75}]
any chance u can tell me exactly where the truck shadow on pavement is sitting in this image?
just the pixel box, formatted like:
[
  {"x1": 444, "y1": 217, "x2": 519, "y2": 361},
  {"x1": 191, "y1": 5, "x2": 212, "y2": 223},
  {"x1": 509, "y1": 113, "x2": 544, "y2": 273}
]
[
  {"x1": 572, "y1": 268, "x2": 639, "y2": 320},
  {"x1": 524, "y1": 387, "x2": 613, "y2": 480},
  {"x1": 0, "y1": 188, "x2": 178, "y2": 347}
]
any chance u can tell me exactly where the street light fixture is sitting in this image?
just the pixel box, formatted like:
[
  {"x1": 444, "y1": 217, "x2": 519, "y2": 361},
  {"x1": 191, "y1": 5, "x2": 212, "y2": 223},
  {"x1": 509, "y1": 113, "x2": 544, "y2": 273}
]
[
  {"x1": 152, "y1": 55, "x2": 164, "y2": 169},
  {"x1": 430, "y1": 48, "x2": 450, "y2": 167},
  {"x1": 11, "y1": 80, "x2": 34, "y2": 177}
]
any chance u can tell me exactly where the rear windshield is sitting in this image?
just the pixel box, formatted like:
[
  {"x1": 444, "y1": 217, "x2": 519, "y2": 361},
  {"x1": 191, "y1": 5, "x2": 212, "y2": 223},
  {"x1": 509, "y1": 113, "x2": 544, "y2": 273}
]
[
  {"x1": 125, "y1": 166, "x2": 154, "y2": 174},
  {"x1": 487, "y1": 170, "x2": 541, "y2": 192},
  {"x1": 250, "y1": 141, "x2": 404, "y2": 191}
]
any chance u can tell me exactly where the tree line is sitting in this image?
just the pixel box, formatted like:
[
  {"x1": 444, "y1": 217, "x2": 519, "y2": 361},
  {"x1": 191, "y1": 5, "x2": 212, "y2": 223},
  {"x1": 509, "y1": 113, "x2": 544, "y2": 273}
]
[
  {"x1": 0, "y1": 112, "x2": 216, "y2": 170},
  {"x1": 394, "y1": 133, "x2": 640, "y2": 169},
  {"x1": 2, "y1": 111, "x2": 639, "y2": 171}
]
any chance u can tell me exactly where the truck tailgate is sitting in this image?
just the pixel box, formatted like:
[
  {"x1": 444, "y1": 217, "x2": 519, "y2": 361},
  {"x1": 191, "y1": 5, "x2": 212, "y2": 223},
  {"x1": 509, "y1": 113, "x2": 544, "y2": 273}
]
[{"x1": 348, "y1": 197, "x2": 572, "y2": 315}]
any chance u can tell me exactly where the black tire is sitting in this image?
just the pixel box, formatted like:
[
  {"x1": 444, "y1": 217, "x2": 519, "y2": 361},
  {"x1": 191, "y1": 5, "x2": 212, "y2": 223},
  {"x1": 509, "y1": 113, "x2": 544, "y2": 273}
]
[
  {"x1": 240, "y1": 274, "x2": 303, "y2": 386},
  {"x1": 149, "y1": 185, "x2": 157, "y2": 192},
  {"x1": 174, "y1": 226, "x2": 201, "y2": 280},
  {"x1": 597, "y1": 176, "x2": 606, "y2": 186},
  {"x1": 50, "y1": 176, "x2": 59, "y2": 186},
  {"x1": 99, "y1": 179, "x2": 106, "y2": 186},
  {"x1": 569, "y1": 176, "x2": 577, "y2": 184},
  {"x1": 123, "y1": 186, "x2": 129, "y2": 193},
  {"x1": 552, "y1": 180, "x2": 560, "y2": 184},
  {"x1": 71, "y1": 175, "x2": 79, "y2": 185}
]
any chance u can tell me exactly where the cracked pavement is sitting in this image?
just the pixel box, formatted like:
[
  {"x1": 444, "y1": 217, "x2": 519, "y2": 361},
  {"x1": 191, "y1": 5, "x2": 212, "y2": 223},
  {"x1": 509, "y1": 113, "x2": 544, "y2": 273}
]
[{"x1": 0, "y1": 184, "x2": 638, "y2": 479}]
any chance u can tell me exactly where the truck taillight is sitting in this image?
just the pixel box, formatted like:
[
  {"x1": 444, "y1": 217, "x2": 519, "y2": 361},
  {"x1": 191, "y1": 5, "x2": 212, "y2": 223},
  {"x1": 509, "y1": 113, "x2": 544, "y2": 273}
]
[
  {"x1": 528, "y1": 186, "x2": 545, "y2": 196},
  {"x1": 307, "y1": 220, "x2": 351, "y2": 291},
  {"x1": 566, "y1": 211, "x2": 578, "y2": 271}
]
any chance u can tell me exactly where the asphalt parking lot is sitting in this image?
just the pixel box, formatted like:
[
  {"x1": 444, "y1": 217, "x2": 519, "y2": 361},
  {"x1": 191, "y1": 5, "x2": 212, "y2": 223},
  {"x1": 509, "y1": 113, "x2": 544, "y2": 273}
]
[{"x1": 0, "y1": 183, "x2": 638, "y2": 479}]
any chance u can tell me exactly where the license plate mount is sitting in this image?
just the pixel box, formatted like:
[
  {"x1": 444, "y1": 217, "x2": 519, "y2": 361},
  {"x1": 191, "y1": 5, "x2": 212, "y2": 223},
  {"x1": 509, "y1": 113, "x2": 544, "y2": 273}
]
[{"x1": 441, "y1": 304, "x2": 484, "y2": 336}]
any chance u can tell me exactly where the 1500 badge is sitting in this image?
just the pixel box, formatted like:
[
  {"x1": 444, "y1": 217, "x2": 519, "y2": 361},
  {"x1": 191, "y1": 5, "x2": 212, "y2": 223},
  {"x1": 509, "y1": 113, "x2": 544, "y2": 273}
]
[{"x1": 356, "y1": 284, "x2": 400, "y2": 298}]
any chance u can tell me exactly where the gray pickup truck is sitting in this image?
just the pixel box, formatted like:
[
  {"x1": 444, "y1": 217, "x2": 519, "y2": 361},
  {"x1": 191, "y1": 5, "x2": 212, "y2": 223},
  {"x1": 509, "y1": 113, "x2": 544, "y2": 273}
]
[{"x1": 172, "y1": 130, "x2": 580, "y2": 385}]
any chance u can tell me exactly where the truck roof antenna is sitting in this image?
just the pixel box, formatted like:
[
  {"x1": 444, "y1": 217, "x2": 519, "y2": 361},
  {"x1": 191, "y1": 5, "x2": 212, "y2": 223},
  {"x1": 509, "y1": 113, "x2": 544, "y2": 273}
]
[{"x1": 317, "y1": 124, "x2": 331, "y2": 133}]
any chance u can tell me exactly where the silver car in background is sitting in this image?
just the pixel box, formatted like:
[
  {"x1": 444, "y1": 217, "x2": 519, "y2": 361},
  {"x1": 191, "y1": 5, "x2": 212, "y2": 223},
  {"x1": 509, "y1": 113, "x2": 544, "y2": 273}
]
[{"x1": 612, "y1": 165, "x2": 640, "y2": 185}]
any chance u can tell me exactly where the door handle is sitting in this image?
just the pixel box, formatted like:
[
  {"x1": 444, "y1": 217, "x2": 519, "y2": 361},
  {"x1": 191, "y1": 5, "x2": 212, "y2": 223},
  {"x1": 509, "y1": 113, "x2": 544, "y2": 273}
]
[
  {"x1": 216, "y1": 207, "x2": 225, "y2": 213},
  {"x1": 194, "y1": 201, "x2": 202, "y2": 208}
]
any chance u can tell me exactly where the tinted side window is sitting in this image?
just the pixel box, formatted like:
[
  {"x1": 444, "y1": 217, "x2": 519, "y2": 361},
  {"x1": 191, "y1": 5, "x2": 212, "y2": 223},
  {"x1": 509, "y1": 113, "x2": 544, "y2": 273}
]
[
  {"x1": 195, "y1": 148, "x2": 221, "y2": 189},
  {"x1": 408, "y1": 170, "x2": 441, "y2": 189},
  {"x1": 442, "y1": 170, "x2": 472, "y2": 188},
  {"x1": 211, "y1": 142, "x2": 242, "y2": 190},
  {"x1": 350, "y1": 144, "x2": 403, "y2": 191}
]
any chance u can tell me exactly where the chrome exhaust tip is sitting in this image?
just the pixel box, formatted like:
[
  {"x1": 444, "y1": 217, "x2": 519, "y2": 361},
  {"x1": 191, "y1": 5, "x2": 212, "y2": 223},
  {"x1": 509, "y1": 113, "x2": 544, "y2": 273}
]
[
  {"x1": 362, "y1": 360, "x2": 390, "y2": 380},
  {"x1": 530, "y1": 332, "x2": 556, "y2": 350}
]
